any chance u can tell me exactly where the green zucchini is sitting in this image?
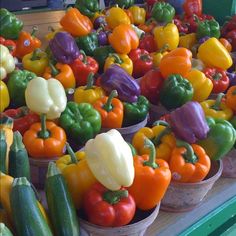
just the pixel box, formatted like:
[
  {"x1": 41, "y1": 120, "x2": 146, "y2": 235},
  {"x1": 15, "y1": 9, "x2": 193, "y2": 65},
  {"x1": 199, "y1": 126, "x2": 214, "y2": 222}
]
[
  {"x1": 46, "y1": 162, "x2": 80, "y2": 236},
  {"x1": 10, "y1": 177, "x2": 53, "y2": 236},
  {"x1": 0, "y1": 223, "x2": 13, "y2": 236},
  {"x1": 0, "y1": 130, "x2": 7, "y2": 174},
  {"x1": 8, "y1": 131, "x2": 30, "y2": 180}
]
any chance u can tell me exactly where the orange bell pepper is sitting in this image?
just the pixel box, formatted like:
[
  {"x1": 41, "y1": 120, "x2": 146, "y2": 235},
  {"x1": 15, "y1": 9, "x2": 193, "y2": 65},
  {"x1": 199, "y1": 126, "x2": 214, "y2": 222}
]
[
  {"x1": 15, "y1": 26, "x2": 41, "y2": 59},
  {"x1": 159, "y1": 47, "x2": 192, "y2": 78},
  {"x1": 169, "y1": 140, "x2": 211, "y2": 183},
  {"x1": 93, "y1": 90, "x2": 123, "y2": 128},
  {"x1": 108, "y1": 24, "x2": 139, "y2": 54},
  {"x1": 219, "y1": 38, "x2": 232, "y2": 52},
  {"x1": 127, "y1": 138, "x2": 171, "y2": 210},
  {"x1": 23, "y1": 114, "x2": 66, "y2": 158},
  {"x1": 60, "y1": 8, "x2": 92, "y2": 37},
  {"x1": 43, "y1": 62, "x2": 76, "y2": 90},
  {"x1": 138, "y1": 19, "x2": 157, "y2": 33},
  {"x1": 226, "y1": 85, "x2": 236, "y2": 113},
  {"x1": 124, "y1": 9, "x2": 134, "y2": 24}
]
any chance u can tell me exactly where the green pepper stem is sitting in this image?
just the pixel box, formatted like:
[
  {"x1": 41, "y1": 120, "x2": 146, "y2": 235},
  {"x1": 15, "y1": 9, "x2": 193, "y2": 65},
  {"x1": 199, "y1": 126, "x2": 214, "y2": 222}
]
[
  {"x1": 193, "y1": 14, "x2": 200, "y2": 23},
  {"x1": 80, "y1": 50, "x2": 87, "y2": 64},
  {"x1": 143, "y1": 138, "x2": 158, "y2": 169},
  {"x1": 176, "y1": 140, "x2": 198, "y2": 164},
  {"x1": 109, "y1": 53, "x2": 123, "y2": 64},
  {"x1": 103, "y1": 190, "x2": 128, "y2": 205},
  {"x1": 12, "y1": 177, "x2": 30, "y2": 187},
  {"x1": 211, "y1": 93, "x2": 224, "y2": 111},
  {"x1": 31, "y1": 49, "x2": 41, "y2": 61},
  {"x1": 152, "y1": 127, "x2": 172, "y2": 146},
  {"x1": 48, "y1": 26, "x2": 55, "y2": 32},
  {"x1": 159, "y1": 44, "x2": 169, "y2": 53},
  {"x1": 212, "y1": 73, "x2": 222, "y2": 81},
  {"x1": 152, "y1": 120, "x2": 170, "y2": 127},
  {"x1": 66, "y1": 143, "x2": 77, "y2": 164},
  {"x1": 10, "y1": 131, "x2": 25, "y2": 152},
  {"x1": 145, "y1": 18, "x2": 154, "y2": 25},
  {"x1": 49, "y1": 61, "x2": 60, "y2": 76},
  {"x1": 38, "y1": 114, "x2": 50, "y2": 139},
  {"x1": 103, "y1": 90, "x2": 118, "y2": 112},
  {"x1": 47, "y1": 162, "x2": 60, "y2": 178},
  {"x1": 75, "y1": 107, "x2": 83, "y2": 120},
  {"x1": 85, "y1": 73, "x2": 95, "y2": 90},
  {"x1": 140, "y1": 54, "x2": 151, "y2": 61},
  {"x1": 31, "y1": 25, "x2": 38, "y2": 37}
]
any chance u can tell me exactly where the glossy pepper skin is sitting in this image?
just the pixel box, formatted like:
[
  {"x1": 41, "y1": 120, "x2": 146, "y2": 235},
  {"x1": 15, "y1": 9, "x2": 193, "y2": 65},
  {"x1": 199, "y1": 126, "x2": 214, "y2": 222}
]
[
  {"x1": 0, "y1": 8, "x2": 23, "y2": 39},
  {"x1": 225, "y1": 30, "x2": 236, "y2": 52},
  {"x1": 129, "y1": 6, "x2": 146, "y2": 25},
  {"x1": 151, "y1": 48, "x2": 168, "y2": 68},
  {"x1": 226, "y1": 85, "x2": 236, "y2": 113},
  {"x1": 197, "y1": 117, "x2": 236, "y2": 160},
  {"x1": 179, "y1": 33, "x2": 197, "y2": 50},
  {"x1": 75, "y1": 0, "x2": 99, "y2": 18},
  {"x1": 0, "y1": 36, "x2": 16, "y2": 56},
  {"x1": 0, "y1": 81, "x2": 10, "y2": 112},
  {"x1": 183, "y1": 0, "x2": 202, "y2": 17},
  {"x1": 151, "y1": 2, "x2": 175, "y2": 23},
  {"x1": 115, "y1": 0, "x2": 134, "y2": 8},
  {"x1": 128, "y1": 138, "x2": 171, "y2": 210},
  {"x1": 83, "y1": 182, "x2": 136, "y2": 227},
  {"x1": 7, "y1": 70, "x2": 36, "y2": 107},
  {"x1": 59, "y1": 101, "x2": 101, "y2": 145},
  {"x1": 139, "y1": 34, "x2": 157, "y2": 53},
  {"x1": 160, "y1": 74, "x2": 193, "y2": 110},
  {"x1": 169, "y1": 140, "x2": 211, "y2": 183}
]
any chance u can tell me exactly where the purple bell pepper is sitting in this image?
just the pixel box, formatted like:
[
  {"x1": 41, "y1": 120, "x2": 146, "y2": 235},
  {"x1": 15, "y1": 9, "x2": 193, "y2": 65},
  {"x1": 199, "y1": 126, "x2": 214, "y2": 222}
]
[
  {"x1": 169, "y1": 101, "x2": 209, "y2": 144},
  {"x1": 97, "y1": 30, "x2": 108, "y2": 46},
  {"x1": 93, "y1": 16, "x2": 107, "y2": 30},
  {"x1": 49, "y1": 32, "x2": 80, "y2": 64},
  {"x1": 100, "y1": 65, "x2": 141, "y2": 103}
]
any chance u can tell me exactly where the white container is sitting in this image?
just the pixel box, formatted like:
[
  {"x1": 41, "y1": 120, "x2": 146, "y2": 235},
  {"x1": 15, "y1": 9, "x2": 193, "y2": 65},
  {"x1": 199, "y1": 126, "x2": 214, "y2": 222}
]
[{"x1": 222, "y1": 149, "x2": 236, "y2": 178}]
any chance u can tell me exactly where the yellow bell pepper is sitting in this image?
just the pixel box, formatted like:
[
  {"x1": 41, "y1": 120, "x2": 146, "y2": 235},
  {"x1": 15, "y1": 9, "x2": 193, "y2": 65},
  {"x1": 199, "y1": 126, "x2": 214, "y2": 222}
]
[
  {"x1": 197, "y1": 37, "x2": 233, "y2": 70},
  {"x1": 128, "y1": 6, "x2": 146, "y2": 25},
  {"x1": 179, "y1": 33, "x2": 197, "y2": 50},
  {"x1": 0, "y1": 81, "x2": 10, "y2": 112},
  {"x1": 153, "y1": 23, "x2": 179, "y2": 51},
  {"x1": 104, "y1": 53, "x2": 133, "y2": 75},
  {"x1": 151, "y1": 46, "x2": 169, "y2": 68},
  {"x1": 44, "y1": 26, "x2": 64, "y2": 41},
  {"x1": 132, "y1": 121, "x2": 176, "y2": 162},
  {"x1": 74, "y1": 73, "x2": 105, "y2": 104},
  {"x1": 185, "y1": 69, "x2": 213, "y2": 102}
]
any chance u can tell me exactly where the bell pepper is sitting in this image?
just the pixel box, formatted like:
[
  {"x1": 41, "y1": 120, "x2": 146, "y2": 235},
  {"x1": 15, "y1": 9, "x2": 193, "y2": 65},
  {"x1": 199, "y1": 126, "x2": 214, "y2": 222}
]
[
  {"x1": 75, "y1": 0, "x2": 99, "y2": 18},
  {"x1": 151, "y1": 2, "x2": 175, "y2": 23},
  {"x1": 203, "y1": 67, "x2": 229, "y2": 93},
  {"x1": 179, "y1": 33, "x2": 197, "y2": 50},
  {"x1": 60, "y1": 7, "x2": 92, "y2": 37},
  {"x1": 0, "y1": 37, "x2": 16, "y2": 56},
  {"x1": 160, "y1": 74, "x2": 193, "y2": 110},
  {"x1": 74, "y1": 73, "x2": 105, "y2": 104},
  {"x1": 185, "y1": 69, "x2": 213, "y2": 102},
  {"x1": 183, "y1": 0, "x2": 202, "y2": 17},
  {"x1": 85, "y1": 129, "x2": 135, "y2": 190},
  {"x1": 0, "y1": 8, "x2": 23, "y2": 39},
  {"x1": 96, "y1": 27, "x2": 108, "y2": 46},
  {"x1": 22, "y1": 49, "x2": 49, "y2": 76},
  {"x1": 124, "y1": 9, "x2": 135, "y2": 24},
  {"x1": 23, "y1": 114, "x2": 66, "y2": 158},
  {"x1": 197, "y1": 117, "x2": 236, "y2": 160},
  {"x1": 138, "y1": 19, "x2": 157, "y2": 33},
  {"x1": 139, "y1": 34, "x2": 157, "y2": 53},
  {"x1": 221, "y1": 15, "x2": 236, "y2": 37},
  {"x1": 153, "y1": 23, "x2": 179, "y2": 51},
  {"x1": 131, "y1": 24, "x2": 145, "y2": 39},
  {"x1": 104, "y1": 53, "x2": 133, "y2": 75},
  {"x1": 105, "y1": 6, "x2": 131, "y2": 30},
  {"x1": 108, "y1": 24, "x2": 139, "y2": 55},
  {"x1": 59, "y1": 101, "x2": 101, "y2": 145},
  {"x1": 173, "y1": 18, "x2": 189, "y2": 34},
  {"x1": 140, "y1": 69, "x2": 164, "y2": 105},
  {"x1": 7, "y1": 70, "x2": 36, "y2": 107},
  {"x1": 3, "y1": 107, "x2": 39, "y2": 135},
  {"x1": 128, "y1": 6, "x2": 146, "y2": 25},
  {"x1": 226, "y1": 85, "x2": 236, "y2": 113},
  {"x1": 83, "y1": 182, "x2": 136, "y2": 227},
  {"x1": 129, "y1": 48, "x2": 153, "y2": 79},
  {"x1": 56, "y1": 143, "x2": 97, "y2": 209},
  {"x1": 70, "y1": 50, "x2": 99, "y2": 86},
  {"x1": 44, "y1": 26, "x2": 64, "y2": 41},
  {"x1": 159, "y1": 48, "x2": 192, "y2": 78},
  {"x1": 225, "y1": 30, "x2": 236, "y2": 52},
  {"x1": 100, "y1": 64, "x2": 141, "y2": 103},
  {"x1": 0, "y1": 81, "x2": 10, "y2": 112},
  {"x1": 230, "y1": 116, "x2": 236, "y2": 148},
  {"x1": 0, "y1": 45, "x2": 15, "y2": 80},
  {"x1": 169, "y1": 140, "x2": 211, "y2": 183},
  {"x1": 200, "y1": 93, "x2": 233, "y2": 121},
  {"x1": 219, "y1": 38, "x2": 232, "y2": 52},
  {"x1": 114, "y1": 0, "x2": 134, "y2": 8},
  {"x1": 25, "y1": 77, "x2": 67, "y2": 120},
  {"x1": 150, "y1": 46, "x2": 169, "y2": 68}
]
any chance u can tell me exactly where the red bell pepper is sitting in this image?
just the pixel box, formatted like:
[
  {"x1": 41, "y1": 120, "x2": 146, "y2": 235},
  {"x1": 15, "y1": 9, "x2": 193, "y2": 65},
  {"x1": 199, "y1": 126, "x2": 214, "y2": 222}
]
[
  {"x1": 82, "y1": 182, "x2": 136, "y2": 227},
  {"x1": 139, "y1": 34, "x2": 157, "y2": 53},
  {"x1": 183, "y1": 0, "x2": 202, "y2": 17},
  {"x1": 173, "y1": 18, "x2": 189, "y2": 34},
  {"x1": 129, "y1": 48, "x2": 153, "y2": 79},
  {"x1": 3, "y1": 106, "x2": 40, "y2": 135},
  {"x1": 140, "y1": 69, "x2": 164, "y2": 105},
  {"x1": 221, "y1": 15, "x2": 236, "y2": 36},
  {"x1": 203, "y1": 67, "x2": 230, "y2": 93},
  {"x1": 145, "y1": 0, "x2": 158, "y2": 8},
  {"x1": 225, "y1": 30, "x2": 236, "y2": 52},
  {"x1": 0, "y1": 36, "x2": 16, "y2": 56},
  {"x1": 70, "y1": 50, "x2": 99, "y2": 86}
]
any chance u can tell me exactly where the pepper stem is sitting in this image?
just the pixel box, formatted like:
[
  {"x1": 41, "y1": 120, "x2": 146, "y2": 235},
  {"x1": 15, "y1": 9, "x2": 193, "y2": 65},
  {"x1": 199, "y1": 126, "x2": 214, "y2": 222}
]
[
  {"x1": 159, "y1": 44, "x2": 169, "y2": 53},
  {"x1": 66, "y1": 143, "x2": 77, "y2": 164},
  {"x1": 47, "y1": 162, "x2": 60, "y2": 178},
  {"x1": 140, "y1": 54, "x2": 151, "y2": 61},
  {"x1": 49, "y1": 62, "x2": 60, "y2": 76},
  {"x1": 110, "y1": 53, "x2": 123, "y2": 64},
  {"x1": 103, "y1": 190, "x2": 128, "y2": 205},
  {"x1": 152, "y1": 127, "x2": 172, "y2": 146},
  {"x1": 48, "y1": 26, "x2": 55, "y2": 32},
  {"x1": 31, "y1": 49, "x2": 41, "y2": 61},
  {"x1": 75, "y1": 107, "x2": 83, "y2": 120},
  {"x1": 103, "y1": 90, "x2": 118, "y2": 112},
  {"x1": 10, "y1": 131, "x2": 25, "y2": 152},
  {"x1": 143, "y1": 138, "x2": 158, "y2": 169},
  {"x1": 80, "y1": 50, "x2": 87, "y2": 64},
  {"x1": 152, "y1": 120, "x2": 170, "y2": 127},
  {"x1": 211, "y1": 93, "x2": 224, "y2": 111},
  {"x1": 38, "y1": 114, "x2": 50, "y2": 139},
  {"x1": 31, "y1": 25, "x2": 38, "y2": 36},
  {"x1": 212, "y1": 73, "x2": 222, "y2": 81},
  {"x1": 85, "y1": 73, "x2": 95, "y2": 90},
  {"x1": 176, "y1": 140, "x2": 198, "y2": 164}
]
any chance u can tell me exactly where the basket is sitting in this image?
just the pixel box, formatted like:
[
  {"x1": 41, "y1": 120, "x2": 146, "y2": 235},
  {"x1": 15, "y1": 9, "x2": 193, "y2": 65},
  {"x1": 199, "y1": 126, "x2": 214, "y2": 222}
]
[{"x1": 222, "y1": 149, "x2": 236, "y2": 178}]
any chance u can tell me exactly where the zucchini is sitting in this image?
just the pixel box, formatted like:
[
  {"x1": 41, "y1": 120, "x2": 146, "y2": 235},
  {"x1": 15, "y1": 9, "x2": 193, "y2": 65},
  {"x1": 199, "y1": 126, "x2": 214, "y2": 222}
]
[
  {"x1": 46, "y1": 162, "x2": 80, "y2": 236},
  {"x1": 0, "y1": 223, "x2": 13, "y2": 236},
  {"x1": 0, "y1": 130, "x2": 7, "y2": 173},
  {"x1": 10, "y1": 177, "x2": 53, "y2": 236}
]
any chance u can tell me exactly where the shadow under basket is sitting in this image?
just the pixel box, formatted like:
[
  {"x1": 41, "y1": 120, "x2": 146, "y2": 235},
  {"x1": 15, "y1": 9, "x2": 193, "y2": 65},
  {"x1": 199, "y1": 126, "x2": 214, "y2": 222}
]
[
  {"x1": 222, "y1": 149, "x2": 236, "y2": 178},
  {"x1": 79, "y1": 204, "x2": 160, "y2": 236},
  {"x1": 161, "y1": 160, "x2": 223, "y2": 212}
]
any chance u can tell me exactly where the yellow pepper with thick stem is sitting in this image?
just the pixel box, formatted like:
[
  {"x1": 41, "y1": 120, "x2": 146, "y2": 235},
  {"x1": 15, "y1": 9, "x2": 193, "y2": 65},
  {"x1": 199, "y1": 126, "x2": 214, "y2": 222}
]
[
  {"x1": 151, "y1": 45, "x2": 169, "y2": 68},
  {"x1": 132, "y1": 121, "x2": 176, "y2": 162},
  {"x1": 0, "y1": 81, "x2": 10, "y2": 112},
  {"x1": 179, "y1": 33, "x2": 197, "y2": 50},
  {"x1": 197, "y1": 37, "x2": 233, "y2": 70},
  {"x1": 128, "y1": 6, "x2": 146, "y2": 25}
]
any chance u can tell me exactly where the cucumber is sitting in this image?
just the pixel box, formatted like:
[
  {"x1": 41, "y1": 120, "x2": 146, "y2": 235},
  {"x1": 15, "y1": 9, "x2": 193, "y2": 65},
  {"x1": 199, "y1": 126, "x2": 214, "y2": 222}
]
[
  {"x1": 46, "y1": 162, "x2": 80, "y2": 236},
  {"x1": 10, "y1": 177, "x2": 53, "y2": 236},
  {"x1": 8, "y1": 131, "x2": 30, "y2": 180},
  {"x1": 0, "y1": 130, "x2": 7, "y2": 173},
  {"x1": 0, "y1": 223, "x2": 13, "y2": 236}
]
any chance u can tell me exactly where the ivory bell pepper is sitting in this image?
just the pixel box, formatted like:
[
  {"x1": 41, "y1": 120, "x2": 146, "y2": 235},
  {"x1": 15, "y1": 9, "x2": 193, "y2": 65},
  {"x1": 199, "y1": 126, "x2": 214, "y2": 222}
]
[
  {"x1": 128, "y1": 138, "x2": 171, "y2": 210},
  {"x1": 151, "y1": 2, "x2": 175, "y2": 23},
  {"x1": 25, "y1": 77, "x2": 67, "y2": 120},
  {"x1": 128, "y1": 6, "x2": 146, "y2": 25},
  {"x1": 0, "y1": 37, "x2": 16, "y2": 56},
  {"x1": 179, "y1": 33, "x2": 197, "y2": 50},
  {"x1": 197, "y1": 37, "x2": 233, "y2": 70},
  {"x1": 84, "y1": 129, "x2": 135, "y2": 191},
  {"x1": 226, "y1": 85, "x2": 236, "y2": 113},
  {"x1": 169, "y1": 140, "x2": 211, "y2": 183},
  {"x1": 75, "y1": 0, "x2": 99, "y2": 18},
  {"x1": 0, "y1": 81, "x2": 10, "y2": 112},
  {"x1": 56, "y1": 144, "x2": 97, "y2": 209},
  {"x1": 0, "y1": 45, "x2": 15, "y2": 80}
]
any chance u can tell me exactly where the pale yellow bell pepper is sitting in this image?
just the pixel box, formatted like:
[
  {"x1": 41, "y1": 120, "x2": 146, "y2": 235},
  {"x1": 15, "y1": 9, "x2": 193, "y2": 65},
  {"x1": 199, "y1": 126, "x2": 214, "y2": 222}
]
[
  {"x1": 0, "y1": 81, "x2": 10, "y2": 112},
  {"x1": 179, "y1": 33, "x2": 197, "y2": 50}
]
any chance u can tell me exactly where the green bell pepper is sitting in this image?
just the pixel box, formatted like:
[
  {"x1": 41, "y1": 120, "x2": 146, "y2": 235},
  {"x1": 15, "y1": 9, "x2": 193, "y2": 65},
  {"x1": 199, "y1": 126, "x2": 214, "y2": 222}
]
[
  {"x1": 75, "y1": 0, "x2": 99, "y2": 18},
  {"x1": 75, "y1": 32, "x2": 99, "y2": 56},
  {"x1": 114, "y1": 0, "x2": 135, "y2": 8},
  {"x1": 230, "y1": 116, "x2": 236, "y2": 148},
  {"x1": 151, "y1": 2, "x2": 175, "y2": 23},
  {"x1": 123, "y1": 95, "x2": 150, "y2": 127},
  {"x1": 159, "y1": 74, "x2": 193, "y2": 110},
  {"x1": 197, "y1": 117, "x2": 236, "y2": 160},
  {"x1": 7, "y1": 70, "x2": 36, "y2": 107},
  {"x1": 0, "y1": 8, "x2": 23, "y2": 39},
  {"x1": 59, "y1": 101, "x2": 101, "y2": 145}
]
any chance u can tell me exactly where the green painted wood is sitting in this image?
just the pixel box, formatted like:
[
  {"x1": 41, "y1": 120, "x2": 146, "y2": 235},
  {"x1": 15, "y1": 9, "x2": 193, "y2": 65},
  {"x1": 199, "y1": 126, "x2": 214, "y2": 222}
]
[{"x1": 220, "y1": 223, "x2": 236, "y2": 236}]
